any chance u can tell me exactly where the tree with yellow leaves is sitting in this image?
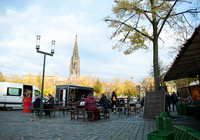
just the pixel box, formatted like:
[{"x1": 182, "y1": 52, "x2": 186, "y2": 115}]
[
  {"x1": 93, "y1": 77, "x2": 103, "y2": 96},
  {"x1": 105, "y1": 0, "x2": 200, "y2": 91}
]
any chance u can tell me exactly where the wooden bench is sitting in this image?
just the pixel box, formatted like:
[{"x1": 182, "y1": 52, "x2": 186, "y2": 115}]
[
  {"x1": 33, "y1": 108, "x2": 55, "y2": 118},
  {"x1": 100, "y1": 109, "x2": 110, "y2": 119},
  {"x1": 58, "y1": 106, "x2": 71, "y2": 117},
  {"x1": 87, "y1": 111, "x2": 95, "y2": 121}
]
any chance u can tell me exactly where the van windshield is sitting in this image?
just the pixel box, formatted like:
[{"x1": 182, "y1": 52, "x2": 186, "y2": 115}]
[{"x1": 34, "y1": 90, "x2": 41, "y2": 96}]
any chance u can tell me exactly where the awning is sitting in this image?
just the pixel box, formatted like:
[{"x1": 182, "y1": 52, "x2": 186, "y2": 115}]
[{"x1": 164, "y1": 25, "x2": 200, "y2": 81}]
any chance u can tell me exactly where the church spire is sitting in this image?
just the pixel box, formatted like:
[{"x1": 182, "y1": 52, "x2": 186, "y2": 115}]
[
  {"x1": 73, "y1": 35, "x2": 79, "y2": 58},
  {"x1": 69, "y1": 35, "x2": 80, "y2": 81}
]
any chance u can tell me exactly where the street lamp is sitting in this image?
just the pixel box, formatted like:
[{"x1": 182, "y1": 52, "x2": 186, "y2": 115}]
[{"x1": 36, "y1": 35, "x2": 55, "y2": 119}]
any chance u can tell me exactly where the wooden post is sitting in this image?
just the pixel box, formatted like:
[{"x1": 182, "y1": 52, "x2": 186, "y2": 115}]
[{"x1": 199, "y1": 74, "x2": 200, "y2": 86}]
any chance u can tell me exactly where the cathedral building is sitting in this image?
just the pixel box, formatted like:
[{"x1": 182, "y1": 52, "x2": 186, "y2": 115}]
[{"x1": 69, "y1": 35, "x2": 80, "y2": 81}]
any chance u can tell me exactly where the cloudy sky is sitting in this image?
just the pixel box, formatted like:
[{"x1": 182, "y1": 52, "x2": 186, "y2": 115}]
[{"x1": 0, "y1": 0, "x2": 198, "y2": 83}]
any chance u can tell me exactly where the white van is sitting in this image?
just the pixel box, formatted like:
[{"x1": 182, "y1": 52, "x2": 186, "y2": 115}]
[{"x1": 0, "y1": 82, "x2": 41, "y2": 110}]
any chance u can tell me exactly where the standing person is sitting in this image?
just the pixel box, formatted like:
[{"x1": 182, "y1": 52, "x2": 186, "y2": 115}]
[
  {"x1": 166, "y1": 92, "x2": 171, "y2": 111},
  {"x1": 140, "y1": 97, "x2": 145, "y2": 107},
  {"x1": 171, "y1": 92, "x2": 178, "y2": 112},
  {"x1": 111, "y1": 91, "x2": 117, "y2": 113}
]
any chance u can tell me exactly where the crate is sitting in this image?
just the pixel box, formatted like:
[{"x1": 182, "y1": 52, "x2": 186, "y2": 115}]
[
  {"x1": 181, "y1": 104, "x2": 187, "y2": 108},
  {"x1": 156, "y1": 115, "x2": 164, "y2": 130},
  {"x1": 188, "y1": 132, "x2": 200, "y2": 140},
  {"x1": 147, "y1": 130, "x2": 173, "y2": 140},
  {"x1": 174, "y1": 125, "x2": 196, "y2": 140},
  {"x1": 163, "y1": 117, "x2": 172, "y2": 131},
  {"x1": 177, "y1": 109, "x2": 182, "y2": 115},
  {"x1": 177, "y1": 104, "x2": 182, "y2": 115},
  {"x1": 160, "y1": 112, "x2": 168, "y2": 117}
]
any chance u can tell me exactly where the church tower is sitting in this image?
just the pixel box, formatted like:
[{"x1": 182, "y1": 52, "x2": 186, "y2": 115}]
[{"x1": 69, "y1": 35, "x2": 80, "y2": 81}]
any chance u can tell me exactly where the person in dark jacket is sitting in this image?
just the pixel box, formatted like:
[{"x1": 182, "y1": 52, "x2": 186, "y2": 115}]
[
  {"x1": 171, "y1": 92, "x2": 178, "y2": 112},
  {"x1": 111, "y1": 91, "x2": 117, "y2": 112},
  {"x1": 44, "y1": 94, "x2": 54, "y2": 115},
  {"x1": 119, "y1": 98, "x2": 125, "y2": 104},
  {"x1": 86, "y1": 95, "x2": 97, "y2": 111},
  {"x1": 33, "y1": 96, "x2": 41, "y2": 109},
  {"x1": 140, "y1": 97, "x2": 145, "y2": 107},
  {"x1": 166, "y1": 92, "x2": 171, "y2": 111},
  {"x1": 98, "y1": 93, "x2": 108, "y2": 111},
  {"x1": 78, "y1": 96, "x2": 85, "y2": 103}
]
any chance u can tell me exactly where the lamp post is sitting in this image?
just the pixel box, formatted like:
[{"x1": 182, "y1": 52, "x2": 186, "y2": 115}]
[{"x1": 36, "y1": 35, "x2": 55, "y2": 119}]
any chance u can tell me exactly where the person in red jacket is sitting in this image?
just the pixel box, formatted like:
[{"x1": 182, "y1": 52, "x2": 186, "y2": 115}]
[
  {"x1": 85, "y1": 94, "x2": 100, "y2": 120},
  {"x1": 86, "y1": 94, "x2": 97, "y2": 111}
]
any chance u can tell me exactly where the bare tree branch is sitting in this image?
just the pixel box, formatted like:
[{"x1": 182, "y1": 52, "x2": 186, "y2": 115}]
[
  {"x1": 110, "y1": 13, "x2": 137, "y2": 39},
  {"x1": 172, "y1": 9, "x2": 200, "y2": 16},
  {"x1": 182, "y1": 13, "x2": 193, "y2": 28},
  {"x1": 158, "y1": 0, "x2": 178, "y2": 36},
  {"x1": 122, "y1": 14, "x2": 141, "y2": 43},
  {"x1": 105, "y1": 19, "x2": 153, "y2": 41}
]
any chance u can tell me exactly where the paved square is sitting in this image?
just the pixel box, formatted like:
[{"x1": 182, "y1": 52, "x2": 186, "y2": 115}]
[{"x1": 0, "y1": 110, "x2": 156, "y2": 140}]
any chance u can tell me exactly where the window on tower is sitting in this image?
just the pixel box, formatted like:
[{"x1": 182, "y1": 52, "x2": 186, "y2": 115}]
[{"x1": 71, "y1": 70, "x2": 73, "y2": 74}]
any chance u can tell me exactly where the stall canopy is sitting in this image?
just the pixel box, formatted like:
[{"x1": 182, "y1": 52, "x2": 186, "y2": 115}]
[{"x1": 164, "y1": 25, "x2": 200, "y2": 81}]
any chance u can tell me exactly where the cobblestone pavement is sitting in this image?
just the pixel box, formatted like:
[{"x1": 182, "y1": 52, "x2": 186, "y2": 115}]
[
  {"x1": 0, "y1": 110, "x2": 156, "y2": 140},
  {"x1": 171, "y1": 114, "x2": 200, "y2": 132}
]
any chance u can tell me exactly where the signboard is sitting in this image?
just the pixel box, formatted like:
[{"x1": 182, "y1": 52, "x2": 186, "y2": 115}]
[{"x1": 143, "y1": 91, "x2": 165, "y2": 119}]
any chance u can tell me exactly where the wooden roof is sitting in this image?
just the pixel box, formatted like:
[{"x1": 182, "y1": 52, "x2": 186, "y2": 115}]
[{"x1": 164, "y1": 25, "x2": 200, "y2": 81}]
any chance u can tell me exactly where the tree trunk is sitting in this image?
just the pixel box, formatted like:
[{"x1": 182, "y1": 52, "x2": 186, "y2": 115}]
[
  {"x1": 150, "y1": 0, "x2": 160, "y2": 91},
  {"x1": 153, "y1": 35, "x2": 160, "y2": 91}
]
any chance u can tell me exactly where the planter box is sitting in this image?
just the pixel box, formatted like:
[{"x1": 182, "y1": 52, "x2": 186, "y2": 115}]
[
  {"x1": 156, "y1": 115, "x2": 164, "y2": 130},
  {"x1": 147, "y1": 130, "x2": 173, "y2": 140},
  {"x1": 174, "y1": 125, "x2": 196, "y2": 140},
  {"x1": 188, "y1": 132, "x2": 200, "y2": 140}
]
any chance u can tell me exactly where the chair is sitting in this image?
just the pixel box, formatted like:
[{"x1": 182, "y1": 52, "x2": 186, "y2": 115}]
[
  {"x1": 136, "y1": 107, "x2": 140, "y2": 114},
  {"x1": 77, "y1": 106, "x2": 85, "y2": 121},
  {"x1": 87, "y1": 111, "x2": 95, "y2": 121},
  {"x1": 130, "y1": 104, "x2": 137, "y2": 114},
  {"x1": 118, "y1": 103, "x2": 125, "y2": 115},
  {"x1": 70, "y1": 110, "x2": 77, "y2": 120}
]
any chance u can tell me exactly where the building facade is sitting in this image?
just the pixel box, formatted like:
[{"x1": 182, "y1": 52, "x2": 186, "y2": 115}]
[{"x1": 69, "y1": 35, "x2": 80, "y2": 81}]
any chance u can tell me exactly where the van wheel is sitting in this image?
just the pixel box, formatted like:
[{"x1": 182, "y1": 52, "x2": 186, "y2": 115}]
[{"x1": 4, "y1": 107, "x2": 13, "y2": 111}]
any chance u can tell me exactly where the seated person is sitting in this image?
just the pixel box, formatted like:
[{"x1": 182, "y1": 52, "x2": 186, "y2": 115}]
[
  {"x1": 85, "y1": 94, "x2": 90, "y2": 111},
  {"x1": 86, "y1": 94, "x2": 97, "y2": 111},
  {"x1": 44, "y1": 94, "x2": 54, "y2": 115},
  {"x1": 33, "y1": 96, "x2": 41, "y2": 109},
  {"x1": 119, "y1": 98, "x2": 125, "y2": 104},
  {"x1": 78, "y1": 96, "x2": 85, "y2": 103},
  {"x1": 98, "y1": 93, "x2": 108, "y2": 112},
  {"x1": 129, "y1": 98, "x2": 135, "y2": 103}
]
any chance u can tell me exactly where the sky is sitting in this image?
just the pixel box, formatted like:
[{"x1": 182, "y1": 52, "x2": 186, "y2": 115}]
[{"x1": 0, "y1": 0, "x2": 198, "y2": 83}]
